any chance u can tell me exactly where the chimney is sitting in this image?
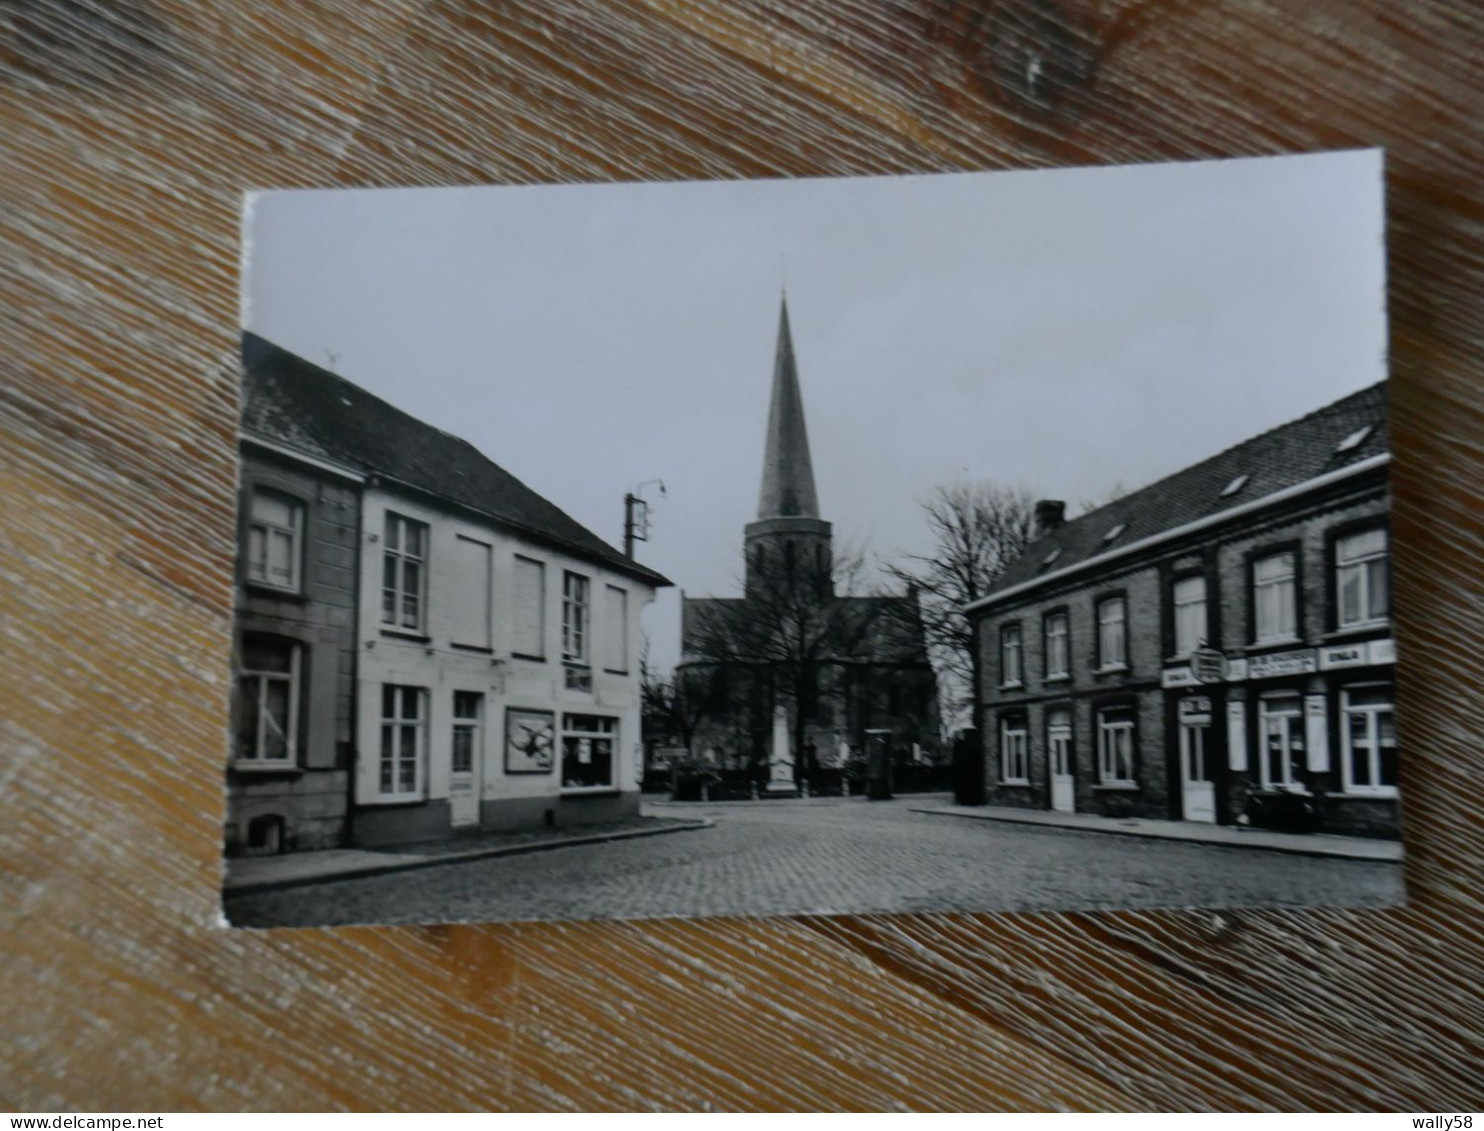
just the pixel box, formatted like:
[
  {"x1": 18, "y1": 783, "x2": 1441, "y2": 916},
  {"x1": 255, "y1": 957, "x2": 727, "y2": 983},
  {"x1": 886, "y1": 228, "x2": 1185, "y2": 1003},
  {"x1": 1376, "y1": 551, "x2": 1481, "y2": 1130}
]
[{"x1": 1034, "y1": 499, "x2": 1066, "y2": 539}]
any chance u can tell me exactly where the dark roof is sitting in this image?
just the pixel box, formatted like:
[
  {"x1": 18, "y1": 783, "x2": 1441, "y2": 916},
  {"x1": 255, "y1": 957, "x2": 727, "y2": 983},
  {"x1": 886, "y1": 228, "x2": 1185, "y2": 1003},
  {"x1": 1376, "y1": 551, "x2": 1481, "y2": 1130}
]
[
  {"x1": 984, "y1": 381, "x2": 1388, "y2": 601},
  {"x1": 241, "y1": 333, "x2": 670, "y2": 588}
]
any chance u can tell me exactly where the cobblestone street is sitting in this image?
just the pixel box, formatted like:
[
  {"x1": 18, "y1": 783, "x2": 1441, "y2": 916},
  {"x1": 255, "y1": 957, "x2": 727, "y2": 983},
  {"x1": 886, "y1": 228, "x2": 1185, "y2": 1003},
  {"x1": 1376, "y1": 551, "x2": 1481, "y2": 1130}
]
[{"x1": 225, "y1": 796, "x2": 1405, "y2": 928}]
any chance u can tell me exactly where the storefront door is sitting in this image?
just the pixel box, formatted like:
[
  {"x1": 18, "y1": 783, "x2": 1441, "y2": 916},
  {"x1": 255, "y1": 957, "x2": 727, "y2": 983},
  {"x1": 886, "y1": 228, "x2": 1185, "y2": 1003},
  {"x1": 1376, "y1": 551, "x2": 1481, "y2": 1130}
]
[
  {"x1": 1048, "y1": 711, "x2": 1074, "y2": 813},
  {"x1": 450, "y1": 691, "x2": 483, "y2": 827},
  {"x1": 1179, "y1": 698, "x2": 1215, "y2": 823}
]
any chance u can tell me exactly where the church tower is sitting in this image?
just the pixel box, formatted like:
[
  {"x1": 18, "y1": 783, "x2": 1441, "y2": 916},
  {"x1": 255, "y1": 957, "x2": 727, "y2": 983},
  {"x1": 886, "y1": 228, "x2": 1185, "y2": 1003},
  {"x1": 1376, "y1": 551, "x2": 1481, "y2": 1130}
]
[{"x1": 744, "y1": 295, "x2": 833, "y2": 599}]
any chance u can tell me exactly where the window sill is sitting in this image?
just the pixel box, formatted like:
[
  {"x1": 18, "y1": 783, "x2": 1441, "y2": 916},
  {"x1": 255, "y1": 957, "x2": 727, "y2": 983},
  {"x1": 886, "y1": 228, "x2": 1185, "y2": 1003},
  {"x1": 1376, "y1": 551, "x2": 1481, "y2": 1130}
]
[
  {"x1": 998, "y1": 681, "x2": 1025, "y2": 691},
  {"x1": 450, "y1": 643, "x2": 494, "y2": 655},
  {"x1": 1094, "y1": 664, "x2": 1129, "y2": 675},
  {"x1": 603, "y1": 668, "x2": 630, "y2": 677},
  {"x1": 1044, "y1": 673, "x2": 1071, "y2": 684},
  {"x1": 230, "y1": 761, "x2": 303, "y2": 775},
  {"x1": 1247, "y1": 637, "x2": 1302, "y2": 653},
  {"x1": 1323, "y1": 624, "x2": 1389, "y2": 642},
  {"x1": 1340, "y1": 789, "x2": 1399, "y2": 801},
  {"x1": 380, "y1": 628, "x2": 431, "y2": 644},
  {"x1": 511, "y1": 652, "x2": 547, "y2": 663},
  {"x1": 999, "y1": 780, "x2": 1032, "y2": 788},
  {"x1": 244, "y1": 581, "x2": 307, "y2": 601},
  {"x1": 561, "y1": 787, "x2": 620, "y2": 798},
  {"x1": 562, "y1": 661, "x2": 592, "y2": 670},
  {"x1": 1094, "y1": 782, "x2": 1139, "y2": 791}
]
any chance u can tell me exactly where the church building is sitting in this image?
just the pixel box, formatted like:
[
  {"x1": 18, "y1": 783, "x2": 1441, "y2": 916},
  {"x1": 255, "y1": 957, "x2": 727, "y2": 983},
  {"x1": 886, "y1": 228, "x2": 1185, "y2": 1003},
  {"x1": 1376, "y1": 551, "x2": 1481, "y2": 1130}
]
[{"x1": 678, "y1": 298, "x2": 939, "y2": 786}]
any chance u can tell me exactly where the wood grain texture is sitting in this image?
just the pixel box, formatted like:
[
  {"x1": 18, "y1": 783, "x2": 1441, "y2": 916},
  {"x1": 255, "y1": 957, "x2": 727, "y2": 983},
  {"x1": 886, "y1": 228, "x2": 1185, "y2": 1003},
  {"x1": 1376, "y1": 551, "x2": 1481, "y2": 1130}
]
[{"x1": 3, "y1": 0, "x2": 1483, "y2": 1111}]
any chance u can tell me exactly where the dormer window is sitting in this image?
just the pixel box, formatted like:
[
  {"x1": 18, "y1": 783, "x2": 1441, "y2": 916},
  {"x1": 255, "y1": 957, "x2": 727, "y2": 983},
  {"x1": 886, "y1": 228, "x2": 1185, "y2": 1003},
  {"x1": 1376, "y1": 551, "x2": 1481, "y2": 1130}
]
[
  {"x1": 1041, "y1": 548, "x2": 1062, "y2": 569},
  {"x1": 1102, "y1": 523, "x2": 1126, "y2": 542},
  {"x1": 1336, "y1": 425, "x2": 1373, "y2": 454},
  {"x1": 1220, "y1": 474, "x2": 1249, "y2": 498}
]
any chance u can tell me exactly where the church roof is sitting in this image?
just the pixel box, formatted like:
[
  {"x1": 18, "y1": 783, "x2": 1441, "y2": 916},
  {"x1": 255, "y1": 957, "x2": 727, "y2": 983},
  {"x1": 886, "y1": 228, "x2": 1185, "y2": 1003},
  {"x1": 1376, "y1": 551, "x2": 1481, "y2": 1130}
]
[
  {"x1": 755, "y1": 296, "x2": 821, "y2": 520},
  {"x1": 240, "y1": 332, "x2": 671, "y2": 588}
]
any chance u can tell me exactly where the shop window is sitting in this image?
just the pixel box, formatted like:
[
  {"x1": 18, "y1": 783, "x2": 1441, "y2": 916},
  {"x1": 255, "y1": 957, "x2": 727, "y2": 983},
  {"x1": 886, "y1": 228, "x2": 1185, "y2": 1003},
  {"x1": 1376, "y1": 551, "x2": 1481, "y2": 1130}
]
[
  {"x1": 234, "y1": 636, "x2": 301, "y2": 766},
  {"x1": 1258, "y1": 694, "x2": 1304, "y2": 791},
  {"x1": 1337, "y1": 528, "x2": 1388, "y2": 628},
  {"x1": 1341, "y1": 686, "x2": 1397, "y2": 797},
  {"x1": 561, "y1": 714, "x2": 617, "y2": 791}
]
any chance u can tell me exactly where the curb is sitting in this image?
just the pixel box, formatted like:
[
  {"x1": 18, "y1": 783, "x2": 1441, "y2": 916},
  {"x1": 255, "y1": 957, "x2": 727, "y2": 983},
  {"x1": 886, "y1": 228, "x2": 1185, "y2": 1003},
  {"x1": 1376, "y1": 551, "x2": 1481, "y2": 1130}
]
[
  {"x1": 224, "y1": 818, "x2": 713, "y2": 898},
  {"x1": 909, "y1": 807, "x2": 1402, "y2": 863}
]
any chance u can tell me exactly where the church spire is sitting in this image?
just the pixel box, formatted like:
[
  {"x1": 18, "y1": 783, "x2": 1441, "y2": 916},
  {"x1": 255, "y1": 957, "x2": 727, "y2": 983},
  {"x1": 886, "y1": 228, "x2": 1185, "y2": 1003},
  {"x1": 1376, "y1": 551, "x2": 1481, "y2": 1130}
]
[{"x1": 756, "y1": 294, "x2": 820, "y2": 520}]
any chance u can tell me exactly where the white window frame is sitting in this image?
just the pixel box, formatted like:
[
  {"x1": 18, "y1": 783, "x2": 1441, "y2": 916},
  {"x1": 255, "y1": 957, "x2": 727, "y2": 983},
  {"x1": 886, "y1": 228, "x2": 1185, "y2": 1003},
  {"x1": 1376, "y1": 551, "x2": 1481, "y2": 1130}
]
[
  {"x1": 1096, "y1": 710, "x2": 1135, "y2": 786},
  {"x1": 560, "y1": 713, "x2": 618, "y2": 792},
  {"x1": 235, "y1": 638, "x2": 301, "y2": 768},
  {"x1": 1173, "y1": 575, "x2": 1208, "y2": 657},
  {"x1": 1253, "y1": 551, "x2": 1298, "y2": 644},
  {"x1": 1000, "y1": 718, "x2": 1029, "y2": 784},
  {"x1": 1000, "y1": 623, "x2": 1023, "y2": 687},
  {"x1": 1097, "y1": 597, "x2": 1127, "y2": 670},
  {"x1": 451, "y1": 691, "x2": 483, "y2": 776},
  {"x1": 246, "y1": 488, "x2": 304, "y2": 592},
  {"x1": 562, "y1": 571, "x2": 590, "y2": 664},
  {"x1": 1336, "y1": 529, "x2": 1389, "y2": 629},
  {"x1": 1044, "y1": 613, "x2": 1070, "y2": 679},
  {"x1": 378, "y1": 684, "x2": 426, "y2": 801},
  {"x1": 1340, "y1": 684, "x2": 1397, "y2": 798},
  {"x1": 1258, "y1": 694, "x2": 1305, "y2": 792},
  {"x1": 382, "y1": 512, "x2": 429, "y2": 632}
]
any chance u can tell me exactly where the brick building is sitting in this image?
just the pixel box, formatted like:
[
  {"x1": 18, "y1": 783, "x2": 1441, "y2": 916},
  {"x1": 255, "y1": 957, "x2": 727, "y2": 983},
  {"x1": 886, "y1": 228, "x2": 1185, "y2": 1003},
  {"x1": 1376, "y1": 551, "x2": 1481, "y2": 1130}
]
[
  {"x1": 227, "y1": 349, "x2": 365, "y2": 856},
  {"x1": 966, "y1": 383, "x2": 1396, "y2": 838}
]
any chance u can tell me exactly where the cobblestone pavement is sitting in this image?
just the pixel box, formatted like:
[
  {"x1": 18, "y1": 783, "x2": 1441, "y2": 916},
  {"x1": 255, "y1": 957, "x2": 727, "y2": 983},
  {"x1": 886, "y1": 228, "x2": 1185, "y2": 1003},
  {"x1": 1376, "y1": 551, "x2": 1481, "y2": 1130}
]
[{"x1": 225, "y1": 796, "x2": 1405, "y2": 928}]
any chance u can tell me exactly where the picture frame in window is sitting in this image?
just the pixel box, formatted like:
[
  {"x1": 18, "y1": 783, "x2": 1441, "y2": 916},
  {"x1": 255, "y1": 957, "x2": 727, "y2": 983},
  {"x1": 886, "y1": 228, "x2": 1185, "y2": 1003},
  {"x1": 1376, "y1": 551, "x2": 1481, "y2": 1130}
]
[{"x1": 504, "y1": 708, "x2": 556, "y2": 774}]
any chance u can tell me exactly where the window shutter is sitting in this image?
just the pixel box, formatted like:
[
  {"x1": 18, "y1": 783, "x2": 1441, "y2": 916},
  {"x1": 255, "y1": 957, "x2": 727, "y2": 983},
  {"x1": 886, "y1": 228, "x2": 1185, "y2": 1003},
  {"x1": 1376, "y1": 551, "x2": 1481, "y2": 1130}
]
[
  {"x1": 512, "y1": 557, "x2": 545, "y2": 657},
  {"x1": 604, "y1": 585, "x2": 627, "y2": 671},
  {"x1": 452, "y1": 537, "x2": 493, "y2": 649}
]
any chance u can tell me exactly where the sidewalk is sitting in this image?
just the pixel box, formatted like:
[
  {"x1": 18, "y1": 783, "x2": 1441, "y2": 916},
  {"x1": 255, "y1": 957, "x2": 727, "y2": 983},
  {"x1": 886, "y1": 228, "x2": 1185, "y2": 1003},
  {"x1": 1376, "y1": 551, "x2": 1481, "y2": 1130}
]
[
  {"x1": 909, "y1": 802, "x2": 1403, "y2": 862},
  {"x1": 223, "y1": 815, "x2": 710, "y2": 897}
]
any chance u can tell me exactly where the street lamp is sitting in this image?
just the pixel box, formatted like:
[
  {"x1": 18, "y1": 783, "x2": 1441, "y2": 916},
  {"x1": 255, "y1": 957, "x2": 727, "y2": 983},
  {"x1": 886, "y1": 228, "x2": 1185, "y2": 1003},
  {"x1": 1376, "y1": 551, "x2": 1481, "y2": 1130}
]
[{"x1": 624, "y1": 479, "x2": 666, "y2": 559}]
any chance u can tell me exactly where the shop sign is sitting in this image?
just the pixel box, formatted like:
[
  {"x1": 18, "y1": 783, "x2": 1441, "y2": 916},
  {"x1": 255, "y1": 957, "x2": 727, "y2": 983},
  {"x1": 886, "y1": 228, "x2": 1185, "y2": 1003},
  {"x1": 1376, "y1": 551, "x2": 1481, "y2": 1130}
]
[
  {"x1": 1319, "y1": 643, "x2": 1368, "y2": 671},
  {"x1": 1192, "y1": 648, "x2": 1225, "y2": 683},
  {"x1": 1319, "y1": 637, "x2": 1397, "y2": 671},
  {"x1": 1179, "y1": 696, "x2": 1212, "y2": 719},
  {"x1": 1162, "y1": 665, "x2": 1198, "y2": 688},
  {"x1": 1247, "y1": 648, "x2": 1316, "y2": 679}
]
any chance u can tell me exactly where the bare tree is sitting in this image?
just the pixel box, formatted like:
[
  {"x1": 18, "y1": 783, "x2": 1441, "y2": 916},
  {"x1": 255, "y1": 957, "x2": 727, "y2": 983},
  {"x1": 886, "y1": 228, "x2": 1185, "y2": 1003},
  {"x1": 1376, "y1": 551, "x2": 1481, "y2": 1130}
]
[
  {"x1": 639, "y1": 655, "x2": 717, "y2": 764},
  {"x1": 885, "y1": 482, "x2": 1037, "y2": 724},
  {"x1": 682, "y1": 542, "x2": 900, "y2": 784}
]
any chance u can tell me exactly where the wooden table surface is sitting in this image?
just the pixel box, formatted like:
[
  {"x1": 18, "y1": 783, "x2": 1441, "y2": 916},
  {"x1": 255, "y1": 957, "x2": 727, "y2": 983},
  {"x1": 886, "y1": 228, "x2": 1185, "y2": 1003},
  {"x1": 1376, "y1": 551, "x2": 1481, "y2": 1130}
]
[{"x1": 4, "y1": 0, "x2": 1483, "y2": 1111}]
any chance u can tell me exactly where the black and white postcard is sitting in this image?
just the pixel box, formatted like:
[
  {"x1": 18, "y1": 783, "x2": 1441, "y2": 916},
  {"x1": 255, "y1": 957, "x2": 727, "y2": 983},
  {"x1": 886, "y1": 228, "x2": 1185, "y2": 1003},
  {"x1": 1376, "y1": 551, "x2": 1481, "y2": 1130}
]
[{"x1": 224, "y1": 150, "x2": 1402, "y2": 927}]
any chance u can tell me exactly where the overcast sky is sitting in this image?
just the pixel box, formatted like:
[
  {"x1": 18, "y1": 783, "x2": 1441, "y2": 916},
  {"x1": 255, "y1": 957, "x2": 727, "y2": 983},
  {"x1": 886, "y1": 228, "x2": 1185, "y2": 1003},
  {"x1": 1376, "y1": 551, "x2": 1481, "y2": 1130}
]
[{"x1": 245, "y1": 150, "x2": 1386, "y2": 672}]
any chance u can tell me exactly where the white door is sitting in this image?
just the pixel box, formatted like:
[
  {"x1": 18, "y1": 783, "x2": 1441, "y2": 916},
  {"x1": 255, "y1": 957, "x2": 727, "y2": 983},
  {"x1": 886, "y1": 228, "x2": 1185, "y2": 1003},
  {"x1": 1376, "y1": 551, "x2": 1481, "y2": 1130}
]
[
  {"x1": 1180, "y1": 717, "x2": 1216, "y2": 823},
  {"x1": 450, "y1": 691, "x2": 483, "y2": 827},
  {"x1": 1048, "y1": 713, "x2": 1075, "y2": 813}
]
